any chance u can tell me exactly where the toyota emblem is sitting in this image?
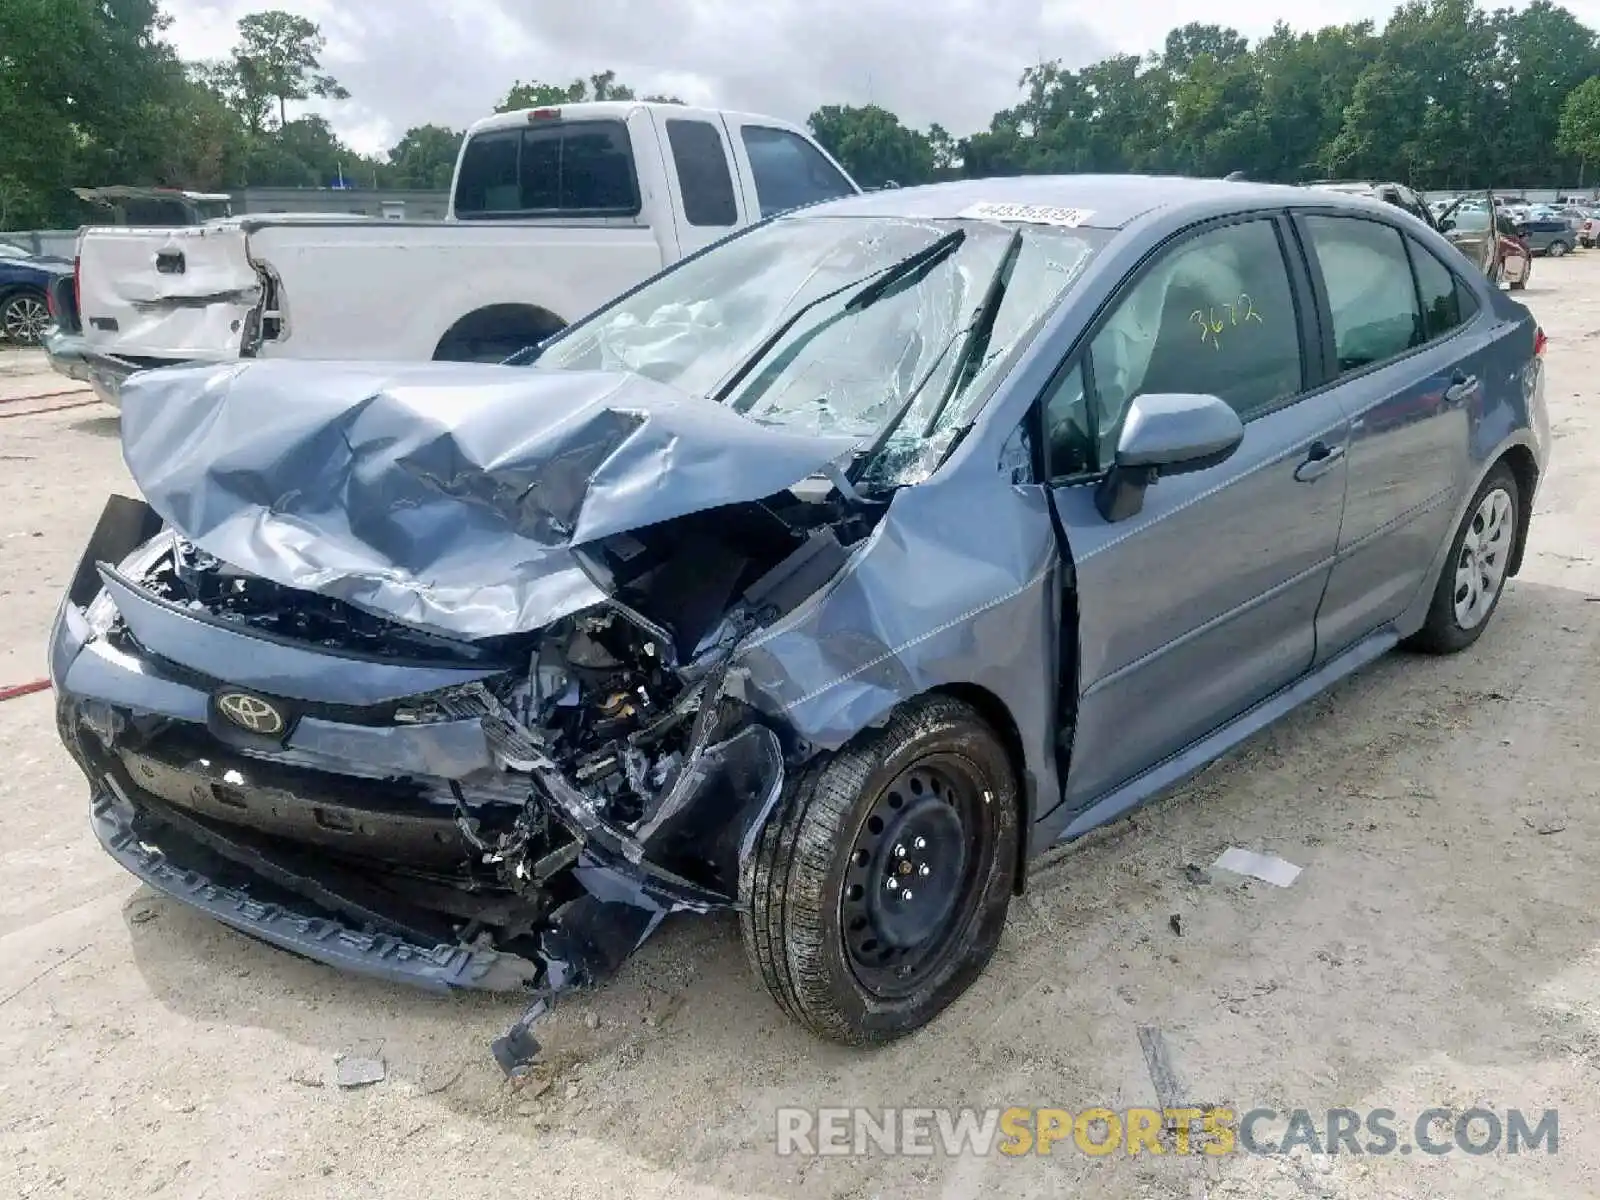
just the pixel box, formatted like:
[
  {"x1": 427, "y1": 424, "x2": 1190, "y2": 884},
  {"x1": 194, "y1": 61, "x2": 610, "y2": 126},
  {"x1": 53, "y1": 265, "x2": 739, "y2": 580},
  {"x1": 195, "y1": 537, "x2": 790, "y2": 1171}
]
[{"x1": 216, "y1": 691, "x2": 285, "y2": 736}]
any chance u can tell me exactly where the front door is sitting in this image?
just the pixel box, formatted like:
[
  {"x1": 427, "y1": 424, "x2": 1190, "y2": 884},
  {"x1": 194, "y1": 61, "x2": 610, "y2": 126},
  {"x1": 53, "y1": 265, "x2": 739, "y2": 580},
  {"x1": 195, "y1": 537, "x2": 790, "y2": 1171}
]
[
  {"x1": 1437, "y1": 191, "x2": 1499, "y2": 279},
  {"x1": 1040, "y1": 215, "x2": 1351, "y2": 809}
]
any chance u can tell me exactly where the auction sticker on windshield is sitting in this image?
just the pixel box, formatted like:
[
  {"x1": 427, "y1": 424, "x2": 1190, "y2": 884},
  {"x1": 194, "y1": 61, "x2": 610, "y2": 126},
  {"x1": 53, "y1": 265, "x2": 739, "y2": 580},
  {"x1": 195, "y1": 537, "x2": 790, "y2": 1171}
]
[{"x1": 958, "y1": 202, "x2": 1095, "y2": 227}]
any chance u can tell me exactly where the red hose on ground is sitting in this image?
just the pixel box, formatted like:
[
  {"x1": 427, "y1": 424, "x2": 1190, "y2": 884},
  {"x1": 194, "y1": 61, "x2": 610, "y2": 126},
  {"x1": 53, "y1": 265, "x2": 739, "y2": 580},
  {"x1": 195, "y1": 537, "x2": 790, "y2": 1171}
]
[
  {"x1": 0, "y1": 389, "x2": 89, "y2": 406},
  {"x1": 0, "y1": 679, "x2": 51, "y2": 702},
  {"x1": 0, "y1": 398, "x2": 103, "y2": 420}
]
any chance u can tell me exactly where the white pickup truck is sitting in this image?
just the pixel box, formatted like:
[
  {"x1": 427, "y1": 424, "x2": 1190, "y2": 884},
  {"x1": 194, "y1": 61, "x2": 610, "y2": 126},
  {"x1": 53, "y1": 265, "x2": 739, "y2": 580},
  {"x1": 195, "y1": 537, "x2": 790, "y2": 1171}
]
[{"x1": 44, "y1": 101, "x2": 859, "y2": 404}]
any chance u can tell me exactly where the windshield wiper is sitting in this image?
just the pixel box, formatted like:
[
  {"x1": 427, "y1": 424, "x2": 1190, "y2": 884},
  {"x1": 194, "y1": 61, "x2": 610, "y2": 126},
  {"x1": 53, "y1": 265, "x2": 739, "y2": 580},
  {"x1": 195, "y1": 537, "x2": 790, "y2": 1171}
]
[
  {"x1": 710, "y1": 228, "x2": 966, "y2": 406},
  {"x1": 919, "y1": 226, "x2": 1022, "y2": 438},
  {"x1": 846, "y1": 227, "x2": 1024, "y2": 485},
  {"x1": 841, "y1": 228, "x2": 966, "y2": 313}
]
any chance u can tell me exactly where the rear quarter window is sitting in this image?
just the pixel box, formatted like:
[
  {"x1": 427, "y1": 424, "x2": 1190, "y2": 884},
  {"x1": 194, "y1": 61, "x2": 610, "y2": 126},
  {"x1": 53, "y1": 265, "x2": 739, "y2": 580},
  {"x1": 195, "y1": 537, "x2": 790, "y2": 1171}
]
[{"x1": 740, "y1": 126, "x2": 855, "y2": 218}]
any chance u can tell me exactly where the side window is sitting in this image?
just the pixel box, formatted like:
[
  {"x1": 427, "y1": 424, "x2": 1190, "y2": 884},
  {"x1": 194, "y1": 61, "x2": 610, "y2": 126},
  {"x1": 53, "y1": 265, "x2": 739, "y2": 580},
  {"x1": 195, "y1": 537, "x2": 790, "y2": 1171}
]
[
  {"x1": 740, "y1": 126, "x2": 855, "y2": 218},
  {"x1": 1409, "y1": 238, "x2": 1476, "y2": 341},
  {"x1": 1303, "y1": 216, "x2": 1421, "y2": 371},
  {"x1": 1041, "y1": 362, "x2": 1092, "y2": 478},
  {"x1": 665, "y1": 119, "x2": 738, "y2": 227},
  {"x1": 1086, "y1": 218, "x2": 1302, "y2": 459}
]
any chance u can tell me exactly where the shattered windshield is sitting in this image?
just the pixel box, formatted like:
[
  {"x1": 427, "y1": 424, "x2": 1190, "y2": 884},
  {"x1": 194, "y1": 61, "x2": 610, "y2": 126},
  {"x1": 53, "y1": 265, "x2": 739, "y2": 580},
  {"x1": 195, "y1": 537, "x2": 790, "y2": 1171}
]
[{"x1": 533, "y1": 215, "x2": 1107, "y2": 484}]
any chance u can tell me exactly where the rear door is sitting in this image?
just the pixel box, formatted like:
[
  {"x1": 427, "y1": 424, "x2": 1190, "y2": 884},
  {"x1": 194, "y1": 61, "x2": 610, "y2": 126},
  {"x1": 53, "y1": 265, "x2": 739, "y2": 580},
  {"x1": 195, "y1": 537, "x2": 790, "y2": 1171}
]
[
  {"x1": 1295, "y1": 213, "x2": 1482, "y2": 655},
  {"x1": 1042, "y1": 212, "x2": 1351, "y2": 808},
  {"x1": 649, "y1": 107, "x2": 747, "y2": 257}
]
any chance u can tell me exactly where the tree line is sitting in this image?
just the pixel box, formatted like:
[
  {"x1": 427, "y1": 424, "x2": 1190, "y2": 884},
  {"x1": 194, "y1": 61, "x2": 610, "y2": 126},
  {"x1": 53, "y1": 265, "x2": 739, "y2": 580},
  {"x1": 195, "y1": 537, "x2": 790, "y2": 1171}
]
[{"x1": 6, "y1": 0, "x2": 1600, "y2": 230}]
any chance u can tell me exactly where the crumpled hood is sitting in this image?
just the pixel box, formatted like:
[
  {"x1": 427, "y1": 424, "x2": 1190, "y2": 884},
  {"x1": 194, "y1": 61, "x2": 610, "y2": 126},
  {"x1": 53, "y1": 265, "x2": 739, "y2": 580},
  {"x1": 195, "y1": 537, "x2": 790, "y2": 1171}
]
[{"x1": 118, "y1": 359, "x2": 861, "y2": 639}]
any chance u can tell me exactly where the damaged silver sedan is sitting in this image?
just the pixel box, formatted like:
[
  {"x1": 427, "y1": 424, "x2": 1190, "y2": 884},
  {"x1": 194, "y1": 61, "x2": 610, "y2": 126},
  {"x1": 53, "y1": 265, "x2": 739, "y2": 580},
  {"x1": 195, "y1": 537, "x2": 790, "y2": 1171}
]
[{"x1": 50, "y1": 177, "x2": 1547, "y2": 1066}]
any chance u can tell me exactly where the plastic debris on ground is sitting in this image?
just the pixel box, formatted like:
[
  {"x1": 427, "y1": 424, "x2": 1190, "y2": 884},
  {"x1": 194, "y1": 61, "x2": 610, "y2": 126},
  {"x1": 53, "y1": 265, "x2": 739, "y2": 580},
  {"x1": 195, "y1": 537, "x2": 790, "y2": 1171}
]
[
  {"x1": 334, "y1": 1046, "x2": 387, "y2": 1089},
  {"x1": 1212, "y1": 846, "x2": 1303, "y2": 888}
]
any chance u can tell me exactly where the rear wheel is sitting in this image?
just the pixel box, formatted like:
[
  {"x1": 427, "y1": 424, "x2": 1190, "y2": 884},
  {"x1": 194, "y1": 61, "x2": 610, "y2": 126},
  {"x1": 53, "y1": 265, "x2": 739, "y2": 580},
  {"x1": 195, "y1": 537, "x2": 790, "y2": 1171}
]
[
  {"x1": 432, "y1": 304, "x2": 566, "y2": 364},
  {"x1": 1, "y1": 289, "x2": 49, "y2": 345},
  {"x1": 1547, "y1": 239, "x2": 1570, "y2": 258},
  {"x1": 1408, "y1": 463, "x2": 1519, "y2": 654},
  {"x1": 741, "y1": 695, "x2": 1019, "y2": 1044}
]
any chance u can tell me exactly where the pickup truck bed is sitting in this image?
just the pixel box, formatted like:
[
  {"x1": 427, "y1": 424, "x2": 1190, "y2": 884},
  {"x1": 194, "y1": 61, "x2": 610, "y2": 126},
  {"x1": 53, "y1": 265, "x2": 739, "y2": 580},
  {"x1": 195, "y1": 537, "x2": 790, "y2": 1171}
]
[
  {"x1": 77, "y1": 218, "x2": 664, "y2": 362},
  {"x1": 48, "y1": 102, "x2": 860, "y2": 402}
]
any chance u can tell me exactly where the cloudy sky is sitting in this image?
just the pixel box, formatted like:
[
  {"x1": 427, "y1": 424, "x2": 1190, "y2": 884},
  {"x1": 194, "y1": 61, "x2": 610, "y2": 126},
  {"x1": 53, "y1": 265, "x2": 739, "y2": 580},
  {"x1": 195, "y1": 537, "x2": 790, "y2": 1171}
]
[{"x1": 162, "y1": 0, "x2": 1596, "y2": 156}]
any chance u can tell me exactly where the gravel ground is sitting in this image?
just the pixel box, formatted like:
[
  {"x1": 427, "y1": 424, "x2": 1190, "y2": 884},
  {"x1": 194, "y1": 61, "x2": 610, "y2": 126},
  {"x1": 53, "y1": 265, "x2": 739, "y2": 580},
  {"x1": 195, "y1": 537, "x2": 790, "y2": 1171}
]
[{"x1": 0, "y1": 259, "x2": 1597, "y2": 1200}]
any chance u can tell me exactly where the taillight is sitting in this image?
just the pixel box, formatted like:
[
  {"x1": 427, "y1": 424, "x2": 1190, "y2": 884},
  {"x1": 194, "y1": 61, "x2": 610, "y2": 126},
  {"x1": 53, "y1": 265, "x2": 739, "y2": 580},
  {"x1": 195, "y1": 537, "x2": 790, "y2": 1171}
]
[
  {"x1": 1534, "y1": 327, "x2": 1547, "y2": 357},
  {"x1": 73, "y1": 255, "x2": 81, "y2": 318}
]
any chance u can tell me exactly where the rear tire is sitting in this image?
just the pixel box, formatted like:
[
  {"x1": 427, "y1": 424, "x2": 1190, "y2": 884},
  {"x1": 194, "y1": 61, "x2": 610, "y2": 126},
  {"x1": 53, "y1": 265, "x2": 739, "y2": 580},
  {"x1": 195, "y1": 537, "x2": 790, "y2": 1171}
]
[
  {"x1": 741, "y1": 695, "x2": 1019, "y2": 1044},
  {"x1": 1547, "y1": 239, "x2": 1570, "y2": 258},
  {"x1": 0, "y1": 288, "x2": 49, "y2": 345},
  {"x1": 1407, "y1": 463, "x2": 1519, "y2": 654}
]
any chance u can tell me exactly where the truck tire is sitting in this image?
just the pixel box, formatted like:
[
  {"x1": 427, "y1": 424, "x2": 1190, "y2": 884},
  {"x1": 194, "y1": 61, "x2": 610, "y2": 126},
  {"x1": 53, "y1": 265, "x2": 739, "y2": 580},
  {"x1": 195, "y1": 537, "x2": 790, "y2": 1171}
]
[
  {"x1": 433, "y1": 304, "x2": 566, "y2": 364},
  {"x1": 741, "y1": 695, "x2": 1019, "y2": 1044}
]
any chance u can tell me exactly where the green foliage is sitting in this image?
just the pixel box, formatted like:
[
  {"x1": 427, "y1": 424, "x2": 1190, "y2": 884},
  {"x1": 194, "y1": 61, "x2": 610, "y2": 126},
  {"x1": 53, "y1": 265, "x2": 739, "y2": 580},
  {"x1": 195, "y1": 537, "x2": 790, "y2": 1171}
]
[
  {"x1": 5, "y1": 0, "x2": 1600, "y2": 231},
  {"x1": 808, "y1": 105, "x2": 937, "y2": 186},
  {"x1": 1557, "y1": 77, "x2": 1600, "y2": 169},
  {"x1": 496, "y1": 71, "x2": 683, "y2": 113},
  {"x1": 0, "y1": 0, "x2": 196, "y2": 224},
  {"x1": 387, "y1": 125, "x2": 465, "y2": 190},
  {"x1": 230, "y1": 10, "x2": 349, "y2": 130},
  {"x1": 809, "y1": 4, "x2": 1600, "y2": 189}
]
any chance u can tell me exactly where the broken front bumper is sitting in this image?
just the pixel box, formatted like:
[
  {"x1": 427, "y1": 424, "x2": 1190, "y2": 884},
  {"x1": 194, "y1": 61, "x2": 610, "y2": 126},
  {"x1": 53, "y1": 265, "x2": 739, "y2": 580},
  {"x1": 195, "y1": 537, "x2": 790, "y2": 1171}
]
[
  {"x1": 52, "y1": 497, "x2": 786, "y2": 1005},
  {"x1": 89, "y1": 784, "x2": 536, "y2": 991}
]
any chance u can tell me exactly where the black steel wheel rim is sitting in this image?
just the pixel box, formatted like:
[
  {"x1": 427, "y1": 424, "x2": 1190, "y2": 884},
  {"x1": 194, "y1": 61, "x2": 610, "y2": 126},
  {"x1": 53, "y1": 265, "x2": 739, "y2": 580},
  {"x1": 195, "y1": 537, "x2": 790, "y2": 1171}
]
[{"x1": 840, "y1": 752, "x2": 995, "y2": 1000}]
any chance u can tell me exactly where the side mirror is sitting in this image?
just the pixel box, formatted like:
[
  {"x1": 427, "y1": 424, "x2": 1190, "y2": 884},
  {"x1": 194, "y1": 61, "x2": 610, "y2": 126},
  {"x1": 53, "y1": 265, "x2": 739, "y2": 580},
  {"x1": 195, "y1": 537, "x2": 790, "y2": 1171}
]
[
  {"x1": 1439, "y1": 217, "x2": 1456, "y2": 232},
  {"x1": 1094, "y1": 393, "x2": 1244, "y2": 522}
]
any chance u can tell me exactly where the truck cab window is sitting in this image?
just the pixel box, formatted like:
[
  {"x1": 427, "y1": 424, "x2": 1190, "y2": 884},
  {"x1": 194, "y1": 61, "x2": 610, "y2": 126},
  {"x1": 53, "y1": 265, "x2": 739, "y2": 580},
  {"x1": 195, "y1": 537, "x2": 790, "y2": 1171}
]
[
  {"x1": 666, "y1": 119, "x2": 738, "y2": 227},
  {"x1": 456, "y1": 121, "x2": 640, "y2": 218},
  {"x1": 740, "y1": 126, "x2": 855, "y2": 218}
]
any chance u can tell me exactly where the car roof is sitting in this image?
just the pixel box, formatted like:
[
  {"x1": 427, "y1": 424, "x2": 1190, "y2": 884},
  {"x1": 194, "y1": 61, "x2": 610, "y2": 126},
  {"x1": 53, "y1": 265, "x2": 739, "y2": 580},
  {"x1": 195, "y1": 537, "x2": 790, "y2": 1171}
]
[
  {"x1": 804, "y1": 175, "x2": 1378, "y2": 230},
  {"x1": 466, "y1": 100, "x2": 814, "y2": 141}
]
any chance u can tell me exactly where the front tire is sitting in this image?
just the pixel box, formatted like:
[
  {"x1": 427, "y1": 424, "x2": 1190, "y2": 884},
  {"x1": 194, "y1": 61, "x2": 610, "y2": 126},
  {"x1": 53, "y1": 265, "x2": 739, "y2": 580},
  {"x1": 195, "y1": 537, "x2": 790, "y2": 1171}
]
[
  {"x1": 741, "y1": 695, "x2": 1019, "y2": 1044},
  {"x1": 1408, "y1": 463, "x2": 1519, "y2": 654},
  {"x1": 1547, "y1": 239, "x2": 1570, "y2": 258}
]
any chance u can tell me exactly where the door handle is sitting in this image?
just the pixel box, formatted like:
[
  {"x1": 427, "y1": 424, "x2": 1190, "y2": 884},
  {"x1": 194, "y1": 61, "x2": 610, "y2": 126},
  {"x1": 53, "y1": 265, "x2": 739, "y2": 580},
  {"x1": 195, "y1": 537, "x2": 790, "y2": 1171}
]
[
  {"x1": 1293, "y1": 440, "x2": 1346, "y2": 483},
  {"x1": 1443, "y1": 372, "x2": 1478, "y2": 405}
]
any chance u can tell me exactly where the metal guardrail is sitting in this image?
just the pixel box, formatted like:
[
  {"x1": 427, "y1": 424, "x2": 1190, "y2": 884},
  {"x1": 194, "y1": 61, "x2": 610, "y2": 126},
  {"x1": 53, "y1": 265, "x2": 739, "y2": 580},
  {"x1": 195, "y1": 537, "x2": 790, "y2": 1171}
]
[{"x1": 0, "y1": 229, "x2": 77, "y2": 258}]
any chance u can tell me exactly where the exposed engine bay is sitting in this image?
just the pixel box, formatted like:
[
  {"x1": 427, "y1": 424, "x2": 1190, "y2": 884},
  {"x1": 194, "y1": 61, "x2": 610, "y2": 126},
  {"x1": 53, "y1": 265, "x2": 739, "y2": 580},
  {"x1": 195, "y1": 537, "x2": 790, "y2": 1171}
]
[
  {"x1": 61, "y1": 484, "x2": 870, "y2": 1056},
  {"x1": 124, "y1": 487, "x2": 866, "y2": 862}
]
